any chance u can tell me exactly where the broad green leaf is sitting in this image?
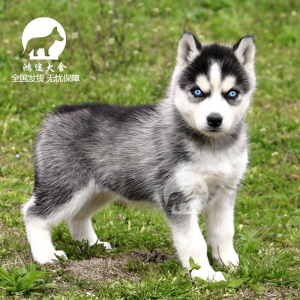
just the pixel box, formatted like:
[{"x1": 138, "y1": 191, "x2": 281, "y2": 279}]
[
  {"x1": 189, "y1": 257, "x2": 200, "y2": 270},
  {"x1": 227, "y1": 278, "x2": 247, "y2": 288}
]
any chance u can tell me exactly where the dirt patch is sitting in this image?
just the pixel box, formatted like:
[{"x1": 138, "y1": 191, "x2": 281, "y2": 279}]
[
  {"x1": 62, "y1": 249, "x2": 172, "y2": 284},
  {"x1": 63, "y1": 254, "x2": 141, "y2": 283}
]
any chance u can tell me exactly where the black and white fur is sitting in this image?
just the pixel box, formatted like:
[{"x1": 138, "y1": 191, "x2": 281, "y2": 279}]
[{"x1": 23, "y1": 32, "x2": 256, "y2": 282}]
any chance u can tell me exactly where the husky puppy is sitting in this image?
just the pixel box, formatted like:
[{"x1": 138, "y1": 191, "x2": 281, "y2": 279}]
[{"x1": 23, "y1": 31, "x2": 256, "y2": 282}]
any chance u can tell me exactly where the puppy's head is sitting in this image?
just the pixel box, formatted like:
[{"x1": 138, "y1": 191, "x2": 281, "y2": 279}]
[{"x1": 172, "y1": 32, "x2": 256, "y2": 137}]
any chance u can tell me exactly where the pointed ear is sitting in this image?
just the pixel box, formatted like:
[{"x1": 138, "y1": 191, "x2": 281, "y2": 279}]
[
  {"x1": 177, "y1": 31, "x2": 202, "y2": 66},
  {"x1": 233, "y1": 35, "x2": 255, "y2": 70}
]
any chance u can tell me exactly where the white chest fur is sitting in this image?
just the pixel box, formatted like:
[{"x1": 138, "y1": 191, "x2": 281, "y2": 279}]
[{"x1": 175, "y1": 138, "x2": 248, "y2": 204}]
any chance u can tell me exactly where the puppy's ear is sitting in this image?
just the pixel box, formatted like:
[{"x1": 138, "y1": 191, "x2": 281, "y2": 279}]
[
  {"x1": 233, "y1": 35, "x2": 255, "y2": 70},
  {"x1": 177, "y1": 31, "x2": 202, "y2": 66}
]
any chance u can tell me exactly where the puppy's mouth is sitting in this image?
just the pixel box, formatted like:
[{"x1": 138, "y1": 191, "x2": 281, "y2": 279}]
[{"x1": 201, "y1": 128, "x2": 226, "y2": 137}]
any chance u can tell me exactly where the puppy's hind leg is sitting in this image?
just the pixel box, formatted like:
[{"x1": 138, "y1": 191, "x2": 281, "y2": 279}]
[
  {"x1": 22, "y1": 195, "x2": 67, "y2": 264},
  {"x1": 67, "y1": 191, "x2": 113, "y2": 250}
]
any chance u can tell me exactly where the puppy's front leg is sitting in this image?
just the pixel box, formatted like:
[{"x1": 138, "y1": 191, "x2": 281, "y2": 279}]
[
  {"x1": 167, "y1": 213, "x2": 226, "y2": 282},
  {"x1": 203, "y1": 187, "x2": 239, "y2": 268}
]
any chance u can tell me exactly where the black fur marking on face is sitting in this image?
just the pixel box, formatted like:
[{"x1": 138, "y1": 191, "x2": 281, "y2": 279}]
[
  {"x1": 179, "y1": 44, "x2": 251, "y2": 94},
  {"x1": 189, "y1": 88, "x2": 211, "y2": 103},
  {"x1": 222, "y1": 90, "x2": 242, "y2": 106}
]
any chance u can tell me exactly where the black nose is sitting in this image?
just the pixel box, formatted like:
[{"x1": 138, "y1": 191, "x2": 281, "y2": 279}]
[{"x1": 207, "y1": 114, "x2": 223, "y2": 128}]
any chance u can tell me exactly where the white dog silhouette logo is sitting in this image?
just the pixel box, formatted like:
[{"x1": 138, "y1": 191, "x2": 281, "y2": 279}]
[{"x1": 21, "y1": 17, "x2": 66, "y2": 60}]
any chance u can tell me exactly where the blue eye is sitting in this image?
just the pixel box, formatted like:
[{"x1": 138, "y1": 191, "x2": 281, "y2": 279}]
[
  {"x1": 192, "y1": 89, "x2": 203, "y2": 97},
  {"x1": 227, "y1": 90, "x2": 239, "y2": 99}
]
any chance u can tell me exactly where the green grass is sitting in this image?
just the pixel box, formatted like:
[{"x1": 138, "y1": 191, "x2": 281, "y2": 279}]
[
  {"x1": 0, "y1": 263, "x2": 55, "y2": 296},
  {"x1": 0, "y1": 0, "x2": 299, "y2": 299}
]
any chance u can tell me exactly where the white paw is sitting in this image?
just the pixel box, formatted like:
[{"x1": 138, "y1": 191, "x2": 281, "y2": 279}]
[
  {"x1": 215, "y1": 249, "x2": 239, "y2": 269},
  {"x1": 53, "y1": 250, "x2": 68, "y2": 262},
  {"x1": 96, "y1": 241, "x2": 112, "y2": 250},
  {"x1": 33, "y1": 250, "x2": 68, "y2": 264},
  {"x1": 191, "y1": 266, "x2": 226, "y2": 282}
]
